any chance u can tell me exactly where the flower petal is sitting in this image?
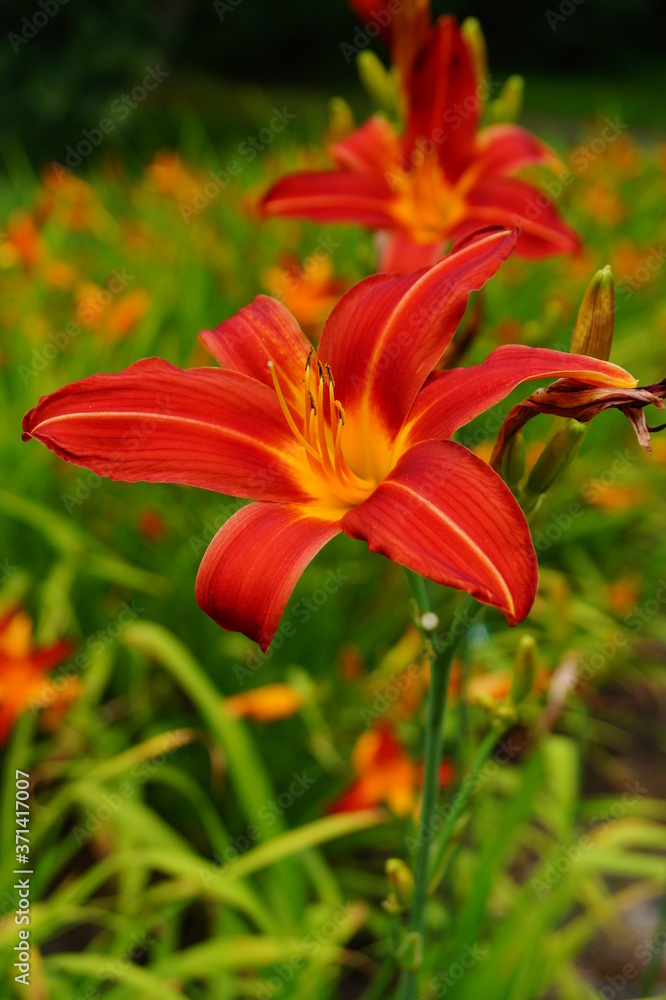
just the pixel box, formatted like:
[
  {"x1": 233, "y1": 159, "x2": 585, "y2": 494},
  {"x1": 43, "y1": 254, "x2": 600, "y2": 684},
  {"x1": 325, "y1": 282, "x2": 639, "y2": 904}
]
[
  {"x1": 317, "y1": 228, "x2": 517, "y2": 466},
  {"x1": 331, "y1": 116, "x2": 402, "y2": 174},
  {"x1": 405, "y1": 16, "x2": 478, "y2": 181},
  {"x1": 200, "y1": 295, "x2": 311, "y2": 402},
  {"x1": 377, "y1": 230, "x2": 443, "y2": 274},
  {"x1": 195, "y1": 502, "x2": 342, "y2": 651},
  {"x1": 342, "y1": 439, "x2": 537, "y2": 624},
  {"x1": 473, "y1": 124, "x2": 560, "y2": 179},
  {"x1": 404, "y1": 344, "x2": 638, "y2": 445},
  {"x1": 23, "y1": 358, "x2": 312, "y2": 502},
  {"x1": 462, "y1": 176, "x2": 580, "y2": 256},
  {"x1": 261, "y1": 169, "x2": 396, "y2": 227}
]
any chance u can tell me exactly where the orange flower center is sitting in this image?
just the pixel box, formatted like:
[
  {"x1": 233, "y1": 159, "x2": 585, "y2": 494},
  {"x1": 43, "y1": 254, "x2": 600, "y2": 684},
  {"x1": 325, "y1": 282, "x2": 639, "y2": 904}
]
[
  {"x1": 269, "y1": 349, "x2": 377, "y2": 507},
  {"x1": 391, "y1": 145, "x2": 469, "y2": 244}
]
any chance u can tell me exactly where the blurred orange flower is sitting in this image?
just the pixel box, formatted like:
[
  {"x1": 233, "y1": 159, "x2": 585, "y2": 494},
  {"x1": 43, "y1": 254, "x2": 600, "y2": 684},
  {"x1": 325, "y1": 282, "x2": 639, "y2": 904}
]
[
  {"x1": 37, "y1": 168, "x2": 110, "y2": 235},
  {"x1": 329, "y1": 725, "x2": 454, "y2": 817},
  {"x1": 0, "y1": 606, "x2": 72, "y2": 743},
  {"x1": 145, "y1": 152, "x2": 202, "y2": 204},
  {"x1": 0, "y1": 212, "x2": 44, "y2": 271},
  {"x1": 74, "y1": 282, "x2": 151, "y2": 341},
  {"x1": 225, "y1": 683, "x2": 303, "y2": 722},
  {"x1": 261, "y1": 254, "x2": 347, "y2": 334}
]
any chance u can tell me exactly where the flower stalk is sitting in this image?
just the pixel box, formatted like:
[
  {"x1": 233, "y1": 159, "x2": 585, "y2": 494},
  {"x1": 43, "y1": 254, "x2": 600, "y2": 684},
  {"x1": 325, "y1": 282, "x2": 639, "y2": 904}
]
[{"x1": 397, "y1": 575, "x2": 479, "y2": 1000}]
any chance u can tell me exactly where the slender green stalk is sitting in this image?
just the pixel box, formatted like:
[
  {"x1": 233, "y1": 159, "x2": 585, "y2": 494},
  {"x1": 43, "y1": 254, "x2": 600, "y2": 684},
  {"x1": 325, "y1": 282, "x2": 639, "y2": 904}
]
[
  {"x1": 428, "y1": 724, "x2": 503, "y2": 893},
  {"x1": 397, "y1": 578, "x2": 480, "y2": 1000}
]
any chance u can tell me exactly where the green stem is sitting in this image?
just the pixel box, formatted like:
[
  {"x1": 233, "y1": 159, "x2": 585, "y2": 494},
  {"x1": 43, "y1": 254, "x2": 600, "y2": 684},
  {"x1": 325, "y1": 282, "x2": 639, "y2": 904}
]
[
  {"x1": 428, "y1": 724, "x2": 503, "y2": 894},
  {"x1": 397, "y1": 577, "x2": 480, "y2": 1000}
]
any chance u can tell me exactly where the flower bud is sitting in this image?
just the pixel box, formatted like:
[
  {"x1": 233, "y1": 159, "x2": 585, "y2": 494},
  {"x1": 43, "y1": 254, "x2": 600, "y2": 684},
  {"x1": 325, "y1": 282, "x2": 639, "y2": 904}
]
[
  {"x1": 510, "y1": 635, "x2": 538, "y2": 705},
  {"x1": 489, "y1": 75, "x2": 524, "y2": 123},
  {"x1": 386, "y1": 857, "x2": 415, "y2": 911},
  {"x1": 328, "y1": 97, "x2": 355, "y2": 143},
  {"x1": 500, "y1": 431, "x2": 526, "y2": 488},
  {"x1": 356, "y1": 51, "x2": 397, "y2": 114},
  {"x1": 525, "y1": 420, "x2": 587, "y2": 498},
  {"x1": 461, "y1": 18, "x2": 487, "y2": 95},
  {"x1": 570, "y1": 265, "x2": 614, "y2": 362}
]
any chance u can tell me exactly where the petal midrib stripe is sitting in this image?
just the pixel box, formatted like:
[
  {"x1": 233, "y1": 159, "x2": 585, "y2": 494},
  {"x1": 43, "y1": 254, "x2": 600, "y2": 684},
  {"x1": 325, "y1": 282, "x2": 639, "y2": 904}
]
[{"x1": 388, "y1": 479, "x2": 516, "y2": 617}]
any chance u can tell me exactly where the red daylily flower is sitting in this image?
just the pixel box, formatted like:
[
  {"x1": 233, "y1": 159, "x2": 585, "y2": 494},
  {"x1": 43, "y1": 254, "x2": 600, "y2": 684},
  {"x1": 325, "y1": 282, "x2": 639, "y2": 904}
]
[
  {"x1": 261, "y1": 17, "x2": 579, "y2": 273},
  {"x1": 0, "y1": 605, "x2": 72, "y2": 743},
  {"x1": 23, "y1": 230, "x2": 635, "y2": 652},
  {"x1": 328, "y1": 724, "x2": 454, "y2": 817}
]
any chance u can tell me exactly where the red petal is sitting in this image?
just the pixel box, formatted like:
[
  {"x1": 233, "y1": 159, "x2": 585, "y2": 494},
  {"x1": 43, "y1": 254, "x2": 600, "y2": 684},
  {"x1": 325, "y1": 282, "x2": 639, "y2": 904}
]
[
  {"x1": 405, "y1": 16, "x2": 478, "y2": 181},
  {"x1": 347, "y1": 0, "x2": 394, "y2": 45},
  {"x1": 200, "y1": 295, "x2": 311, "y2": 403},
  {"x1": 405, "y1": 344, "x2": 638, "y2": 444},
  {"x1": 331, "y1": 116, "x2": 402, "y2": 174},
  {"x1": 462, "y1": 176, "x2": 580, "y2": 256},
  {"x1": 342, "y1": 440, "x2": 537, "y2": 624},
  {"x1": 318, "y1": 228, "x2": 517, "y2": 453},
  {"x1": 261, "y1": 170, "x2": 396, "y2": 227},
  {"x1": 23, "y1": 358, "x2": 312, "y2": 502},
  {"x1": 196, "y1": 502, "x2": 341, "y2": 651},
  {"x1": 474, "y1": 124, "x2": 560, "y2": 179},
  {"x1": 377, "y1": 230, "x2": 443, "y2": 274}
]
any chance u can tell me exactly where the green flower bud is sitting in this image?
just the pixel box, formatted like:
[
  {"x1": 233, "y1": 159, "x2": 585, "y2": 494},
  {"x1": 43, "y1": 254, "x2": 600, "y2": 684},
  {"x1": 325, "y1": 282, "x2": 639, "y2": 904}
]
[
  {"x1": 570, "y1": 265, "x2": 614, "y2": 362},
  {"x1": 328, "y1": 97, "x2": 355, "y2": 142},
  {"x1": 461, "y1": 18, "x2": 487, "y2": 94},
  {"x1": 500, "y1": 431, "x2": 526, "y2": 488},
  {"x1": 489, "y1": 75, "x2": 524, "y2": 123},
  {"x1": 386, "y1": 857, "x2": 415, "y2": 911},
  {"x1": 525, "y1": 420, "x2": 587, "y2": 498},
  {"x1": 356, "y1": 51, "x2": 397, "y2": 114}
]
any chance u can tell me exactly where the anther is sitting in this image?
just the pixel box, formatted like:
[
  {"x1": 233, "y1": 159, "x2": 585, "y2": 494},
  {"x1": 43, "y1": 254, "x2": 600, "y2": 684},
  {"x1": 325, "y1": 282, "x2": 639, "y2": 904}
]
[
  {"x1": 308, "y1": 390, "x2": 317, "y2": 414},
  {"x1": 335, "y1": 401, "x2": 346, "y2": 425},
  {"x1": 325, "y1": 364, "x2": 335, "y2": 388},
  {"x1": 316, "y1": 360, "x2": 325, "y2": 383}
]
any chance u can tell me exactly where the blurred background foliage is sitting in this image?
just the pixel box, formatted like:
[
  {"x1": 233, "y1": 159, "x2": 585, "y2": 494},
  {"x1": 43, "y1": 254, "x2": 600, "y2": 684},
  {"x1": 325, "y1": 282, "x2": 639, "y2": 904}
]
[
  {"x1": 2, "y1": 0, "x2": 666, "y2": 166},
  {"x1": 1, "y1": 1, "x2": 666, "y2": 997}
]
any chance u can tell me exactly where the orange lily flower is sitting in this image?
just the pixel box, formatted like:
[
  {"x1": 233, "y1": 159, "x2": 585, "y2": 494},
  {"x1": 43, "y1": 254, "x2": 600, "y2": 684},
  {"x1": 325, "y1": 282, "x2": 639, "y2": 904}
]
[
  {"x1": 0, "y1": 606, "x2": 72, "y2": 743},
  {"x1": 262, "y1": 17, "x2": 579, "y2": 273},
  {"x1": 225, "y1": 683, "x2": 303, "y2": 722},
  {"x1": 23, "y1": 230, "x2": 639, "y2": 652},
  {"x1": 329, "y1": 725, "x2": 454, "y2": 816}
]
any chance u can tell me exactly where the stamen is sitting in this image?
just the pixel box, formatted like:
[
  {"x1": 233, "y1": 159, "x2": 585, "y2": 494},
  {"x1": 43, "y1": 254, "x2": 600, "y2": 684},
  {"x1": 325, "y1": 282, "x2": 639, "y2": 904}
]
[{"x1": 268, "y1": 361, "x2": 321, "y2": 461}]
